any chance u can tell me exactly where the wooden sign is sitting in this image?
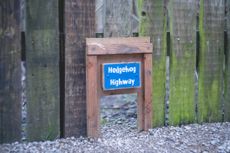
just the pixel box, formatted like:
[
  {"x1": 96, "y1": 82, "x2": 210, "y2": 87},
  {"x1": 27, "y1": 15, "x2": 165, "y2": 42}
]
[{"x1": 86, "y1": 37, "x2": 153, "y2": 138}]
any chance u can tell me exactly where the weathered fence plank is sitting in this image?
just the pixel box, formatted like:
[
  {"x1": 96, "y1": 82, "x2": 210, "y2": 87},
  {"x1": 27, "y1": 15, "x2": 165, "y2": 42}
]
[
  {"x1": 96, "y1": 0, "x2": 104, "y2": 33},
  {"x1": 169, "y1": 0, "x2": 197, "y2": 125},
  {"x1": 20, "y1": 0, "x2": 25, "y2": 32},
  {"x1": 225, "y1": 0, "x2": 230, "y2": 121},
  {"x1": 26, "y1": 0, "x2": 60, "y2": 141},
  {"x1": 104, "y1": 0, "x2": 132, "y2": 37},
  {"x1": 0, "y1": 0, "x2": 21, "y2": 144},
  {"x1": 198, "y1": 0, "x2": 225, "y2": 123},
  {"x1": 138, "y1": 0, "x2": 167, "y2": 127},
  {"x1": 64, "y1": 0, "x2": 95, "y2": 137},
  {"x1": 132, "y1": 0, "x2": 139, "y2": 33}
]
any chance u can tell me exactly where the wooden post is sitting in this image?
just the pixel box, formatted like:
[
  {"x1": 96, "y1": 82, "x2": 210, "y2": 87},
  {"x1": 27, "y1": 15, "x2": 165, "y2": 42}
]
[
  {"x1": 64, "y1": 0, "x2": 95, "y2": 137},
  {"x1": 138, "y1": 0, "x2": 167, "y2": 127},
  {"x1": 86, "y1": 56, "x2": 100, "y2": 137},
  {"x1": 224, "y1": 0, "x2": 230, "y2": 121},
  {"x1": 26, "y1": 0, "x2": 60, "y2": 141},
  {"x1": 137, "y1": 88, "x2": 144, "y2": 131},
  {"x1": 0, "y1": 0, "x2": 21, "y2": 144},
  {"x1": 198, "y1": 0, "x2": 225, "y2": 123},
  {"x1": 143, "y1": 54, "x2": 153, "y2": 130},
  {"x1": 168, "y1": 0, "x2": 197, "y2": 125}
]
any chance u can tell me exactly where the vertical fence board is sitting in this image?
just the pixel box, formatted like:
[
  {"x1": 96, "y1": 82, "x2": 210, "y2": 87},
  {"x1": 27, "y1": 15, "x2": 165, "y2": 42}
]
[
  {"x1": 26, "y1": 0, "x2": 59, "y2": 141},
  {"x1": 198, "y1": 0, "x2": 225, "y2": 123},
  {"x1": 225, "y1": 0, "x2": 230, "y2": 121},
  {"x1": 104, "y1": 0, "x2": 132, "y2": 37},
  {"x1": 0, "y1": 0, "x2": 21, "y2": 144},
  {"x1": 64, "y1": 0, "x2": 95, "y2": 137},
  {"x1": 169, "y1": 0, "x2": 197, "y2": 125},
  {"x1": 20, "y1": 0, "x2": 25, "y2": 32},
  {"x1": 138, "y1": 0, "x2": 167, "y2": 127},
  {"x1": 96, "y1": 0, "x2": 104, "y2": 34},
  {"x1": 132, "y1": 0, "x2": 139, "y2": 33}
]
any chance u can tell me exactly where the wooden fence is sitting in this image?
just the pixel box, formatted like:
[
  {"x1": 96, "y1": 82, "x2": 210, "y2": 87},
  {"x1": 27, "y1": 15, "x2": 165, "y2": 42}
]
[{"x1": 0, "y1": 0, "x2": 229, "y2": 144}]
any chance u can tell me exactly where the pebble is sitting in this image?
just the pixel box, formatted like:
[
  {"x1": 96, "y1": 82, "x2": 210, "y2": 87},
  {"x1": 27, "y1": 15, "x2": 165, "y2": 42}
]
[{"x1": 1, "y1": 122, "x2": 229, "y2": 153}]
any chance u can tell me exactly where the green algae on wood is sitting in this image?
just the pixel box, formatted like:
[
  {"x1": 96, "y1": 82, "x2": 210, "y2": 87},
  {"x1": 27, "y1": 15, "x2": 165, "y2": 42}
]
[
  {"x1": 26, "y1": 0, "x2": 60, "y2": 141},
  {"x1": 198, "y1": 0, "x2": 225, "y2": 123},
  {"x1": 138, "y1": 0, "x2": 167, "y2": 127},
  {"x1": 0, "y1": 0, "x2": 21, "y2": 144},
  {"x1": 224, "y1": 0, "x2": 230, "y2": 121},
  {"x1": 168, "y1": 0, "x2": 197, "y2": 126}
]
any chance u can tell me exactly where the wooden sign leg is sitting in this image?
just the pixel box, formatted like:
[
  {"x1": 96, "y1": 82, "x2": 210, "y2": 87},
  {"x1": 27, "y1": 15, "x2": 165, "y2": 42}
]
[
  {"x1": 137, "y1": 89, "x2": 144, "y2": 131},
  {"x1": 144, "y1": 54, "x2": 153, "y2": 130},
  {"x1": 86, "y1": 56, "x2": 100, "y2": 138}
]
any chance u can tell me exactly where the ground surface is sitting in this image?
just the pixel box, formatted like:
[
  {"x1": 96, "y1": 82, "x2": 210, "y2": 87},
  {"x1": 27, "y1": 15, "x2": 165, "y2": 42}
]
[
  {"x1": 0, "y1": 122, "x2": 230, "y2": 153},
  {"x1": 1, "y1": 94, "x2": 230, "y2": 153}
]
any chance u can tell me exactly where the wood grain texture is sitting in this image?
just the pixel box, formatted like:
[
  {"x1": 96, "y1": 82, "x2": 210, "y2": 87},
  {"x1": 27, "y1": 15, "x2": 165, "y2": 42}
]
[
  {"x1": 137, "y1": 88, "x2": 144, "y2": 131},
  {"x1": 138, "y1": 0, "x2": 167, "y2": 127},
  {"x1": 20, "y1": 0, "x2": 25, "y2": 31},
  {"x1": 86, "y1": 56, "x2": 99, "y2": 138},
  {"x1": 132, "y1": 0, "x2": 139, "y2": 33},
  {"x1": 87, "y1": 37, "x2": 150, "y2": 44},
  {"x1": 169, "y1": 0, "x2": 197, "y2": 125},
  {"x1": 26, "y1": 0, "x2": 60, "y2": 141},
  {"x1": 96, "y1": 0, "x2": 104, "y2": 33},
  {"x1": 0, "y1": 0, "x2": 21, "y2": 144},
  {"x1": 198, "y1": 0, "x2": 225, "y2": 123},
  {"x1": 64, "y1": 0, "x2": 95, "y2": 137},
  {"x1": 104, "y1": 0, "x2": 132, "y2": 37},
  {"x1": 143, "y1": 54, "x2": 152, "y2": 130},
  {"x1": 87, "y1": 43, "x2": 152, "y2": 55},
  {"x1": 225, "y1": 0, "x2": 230, "y2": 121}
]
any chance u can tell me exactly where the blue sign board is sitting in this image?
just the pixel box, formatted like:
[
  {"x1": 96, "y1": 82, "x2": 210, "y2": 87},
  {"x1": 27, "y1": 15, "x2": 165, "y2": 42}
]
[{"x1": 102, "y1": 62, "x2": 141, "y2": 90}]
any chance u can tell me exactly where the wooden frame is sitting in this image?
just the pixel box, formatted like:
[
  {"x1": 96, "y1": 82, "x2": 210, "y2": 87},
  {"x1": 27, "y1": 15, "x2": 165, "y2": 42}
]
[{"x1": 86, "y1": 37, "x2": 153, "y2": 138}]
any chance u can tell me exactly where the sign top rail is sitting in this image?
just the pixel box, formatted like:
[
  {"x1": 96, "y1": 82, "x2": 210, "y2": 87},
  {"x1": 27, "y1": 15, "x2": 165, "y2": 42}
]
[{"x1": 86, "y1": 37, "x2": 152, "y2": 55}]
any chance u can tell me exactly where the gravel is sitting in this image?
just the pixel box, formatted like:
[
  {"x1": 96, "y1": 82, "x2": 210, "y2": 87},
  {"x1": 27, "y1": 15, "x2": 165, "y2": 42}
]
[
  {"x1": 1, "y1": 121, "x2": 230, "y2": 153},
  {"x1": 100, "y1": 94, "x2": 137, "y2": 124}
]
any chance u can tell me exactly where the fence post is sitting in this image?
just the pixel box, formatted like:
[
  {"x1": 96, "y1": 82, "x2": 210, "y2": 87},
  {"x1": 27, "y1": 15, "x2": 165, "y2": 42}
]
[
  {"x1": 168, "y1": 0, "x2": 197, "y2": 125},
  {"x1": 225, "y1": 0, "x2": 230, "y2": 121},
  {"x1": 198, "y1": 0, "x2": 225, "y2": 123},
  {"x1": 26, "y1": 0, "x2": 60, "y2": 141},
  {"x1": 64, "y1": 0, "x2": 95, "y2": 137},
  {"x1": 138, "y1": 0, "x2": 167, "y2": 127},
  {"x1": 0, "y1": 0, "x2": 21, "y2": 143}
]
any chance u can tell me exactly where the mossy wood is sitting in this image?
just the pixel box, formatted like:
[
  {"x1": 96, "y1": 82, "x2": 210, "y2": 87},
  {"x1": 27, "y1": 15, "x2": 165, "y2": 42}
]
[
  {"x1": 64, "y1": 0, "x2": 95, "y2": 137},
  {"x1": 168, "y1": 0, "x2": 197, "y2": 125},
  {"x1": 0, "y1": 0, "x2": 21, "y2": 144},
  {"x1": 198, "y1": 0, "x2": 225, "y2": 123},
  {"x1": 138, "y1": 0, "x2": 167, "y2": 127},
  {"x1": 26, "y1": 0, "x2": 60, "y2": 141},
  {"x1": 225, "y1": 0, "x2": 230, "y2": 121}
]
